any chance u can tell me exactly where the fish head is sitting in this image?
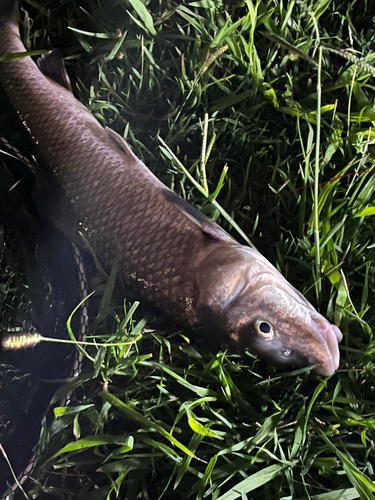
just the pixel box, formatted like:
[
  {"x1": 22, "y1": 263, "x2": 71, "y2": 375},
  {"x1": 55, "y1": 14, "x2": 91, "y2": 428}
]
[{"x1": 196, "y1": 245, "x2": 342, "y2": 376}]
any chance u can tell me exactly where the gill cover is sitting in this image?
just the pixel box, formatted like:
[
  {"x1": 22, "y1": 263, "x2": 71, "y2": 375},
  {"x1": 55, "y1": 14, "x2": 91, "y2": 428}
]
[{"x1": 196, "y1": 244, "x2": 342, "y2": 376}]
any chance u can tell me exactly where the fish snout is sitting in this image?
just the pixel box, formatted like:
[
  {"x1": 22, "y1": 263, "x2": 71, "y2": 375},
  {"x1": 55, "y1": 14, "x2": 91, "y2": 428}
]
[{"x1": 311, "y1": 316, "x2": 342, "y2": 376}]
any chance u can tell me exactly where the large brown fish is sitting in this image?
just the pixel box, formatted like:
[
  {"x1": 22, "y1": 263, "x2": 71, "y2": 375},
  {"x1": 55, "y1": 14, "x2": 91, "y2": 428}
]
[{"x1": 0, "y1": 0, "x2": 342, "y2": 375}]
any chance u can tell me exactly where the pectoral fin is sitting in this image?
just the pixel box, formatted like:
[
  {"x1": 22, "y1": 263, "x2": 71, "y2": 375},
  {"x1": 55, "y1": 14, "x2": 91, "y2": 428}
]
[{"x1": 162, "y1": 189, "x2": 236, "y2": 243}]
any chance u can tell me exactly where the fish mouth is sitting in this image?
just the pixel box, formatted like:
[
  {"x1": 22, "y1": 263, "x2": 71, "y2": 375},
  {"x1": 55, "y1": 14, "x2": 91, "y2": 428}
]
[{"x1": 311, "y1": 316, "x2": 343, "y2": 376}]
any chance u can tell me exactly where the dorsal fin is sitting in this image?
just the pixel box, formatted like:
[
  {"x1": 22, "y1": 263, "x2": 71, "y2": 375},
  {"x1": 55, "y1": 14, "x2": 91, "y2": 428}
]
[
  {"x1": 37, "y1": 50, "x2": 72, "y2": 92},
  {"x1": 162, "y1": 189, "x2": 236, "y2": 243},
  {"x1": 105, "y1": 127, "x2": 140, "y2": 163}
]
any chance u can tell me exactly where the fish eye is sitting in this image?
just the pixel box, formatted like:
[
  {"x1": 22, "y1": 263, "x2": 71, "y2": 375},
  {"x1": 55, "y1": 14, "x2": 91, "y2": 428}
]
[{"x1": 255, "y1": 320, "x2": 274, "y2": 339}]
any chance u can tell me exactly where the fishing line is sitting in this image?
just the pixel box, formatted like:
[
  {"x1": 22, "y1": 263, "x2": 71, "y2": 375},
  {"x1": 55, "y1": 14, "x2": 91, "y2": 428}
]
[{"x1": 278, "y1": 167, "x2": 375, "y2": 197}]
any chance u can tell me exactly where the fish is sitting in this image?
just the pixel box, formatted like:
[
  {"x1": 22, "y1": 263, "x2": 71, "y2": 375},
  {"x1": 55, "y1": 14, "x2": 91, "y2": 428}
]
[{"x1": 0, "y1": 0, "x2": 342, "y2": 376}]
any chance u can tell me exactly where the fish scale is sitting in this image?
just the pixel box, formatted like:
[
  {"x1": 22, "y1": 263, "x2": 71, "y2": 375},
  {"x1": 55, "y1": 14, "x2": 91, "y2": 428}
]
[
  {"x1": 0, "y1": 0, "x2": 343, "y2": 376},
  {"x1": 0, "y1": 25, "x2": 214, "y2": 326}
]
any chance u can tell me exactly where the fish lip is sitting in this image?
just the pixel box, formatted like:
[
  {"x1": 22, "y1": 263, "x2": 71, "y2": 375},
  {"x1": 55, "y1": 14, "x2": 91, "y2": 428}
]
[{"x1": 311, "y1": 316, "x2": 342, "y2": 376}]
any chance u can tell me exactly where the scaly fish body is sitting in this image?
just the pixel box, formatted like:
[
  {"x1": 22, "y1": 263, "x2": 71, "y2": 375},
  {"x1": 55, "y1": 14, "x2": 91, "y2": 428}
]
[{"x1": 0, "y1": 0, "x2": 342, "y2": 375}]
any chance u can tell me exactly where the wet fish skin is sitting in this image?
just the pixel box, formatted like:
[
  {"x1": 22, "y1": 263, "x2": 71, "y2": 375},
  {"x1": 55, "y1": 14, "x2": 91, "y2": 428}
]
[{"x1": 0, "y1": 0, "x2": 342, "y2": 376}]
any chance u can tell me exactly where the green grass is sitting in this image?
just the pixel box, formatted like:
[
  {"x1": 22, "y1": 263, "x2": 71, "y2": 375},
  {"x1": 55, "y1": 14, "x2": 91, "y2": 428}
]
[{"x1": 1, "y1": 0, "x2": 375, "y2": 498}]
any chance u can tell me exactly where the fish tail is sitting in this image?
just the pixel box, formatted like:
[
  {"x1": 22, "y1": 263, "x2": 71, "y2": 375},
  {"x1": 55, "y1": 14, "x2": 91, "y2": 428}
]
[{"x1": 0, "y1": 0, "x2": 18, "y2": 21}]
